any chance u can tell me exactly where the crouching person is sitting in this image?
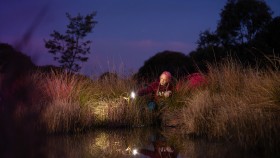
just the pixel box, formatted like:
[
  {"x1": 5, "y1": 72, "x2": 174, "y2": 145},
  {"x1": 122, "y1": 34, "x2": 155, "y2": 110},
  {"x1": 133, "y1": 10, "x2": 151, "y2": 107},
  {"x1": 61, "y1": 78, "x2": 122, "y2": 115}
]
[{"x1": 136, "y1": 71, "x2": 174, "y2": 124}]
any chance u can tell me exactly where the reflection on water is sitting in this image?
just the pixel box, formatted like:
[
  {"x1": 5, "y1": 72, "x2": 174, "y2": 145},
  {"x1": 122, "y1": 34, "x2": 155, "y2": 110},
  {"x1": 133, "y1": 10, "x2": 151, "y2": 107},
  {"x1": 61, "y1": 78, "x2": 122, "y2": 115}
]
[{"x1": 1, "y1": 127, "x2": 263, "y2": 158}]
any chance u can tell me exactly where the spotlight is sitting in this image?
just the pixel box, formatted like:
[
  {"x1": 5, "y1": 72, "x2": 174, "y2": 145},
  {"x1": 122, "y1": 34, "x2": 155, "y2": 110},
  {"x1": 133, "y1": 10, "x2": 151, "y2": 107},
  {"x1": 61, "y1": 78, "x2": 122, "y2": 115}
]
[
  {"x1": 130, "y1": 91, "x2": 136, "y2": 99},
  {"x1": 132, "y1": 149, "x2": 138, "y2": 155}
]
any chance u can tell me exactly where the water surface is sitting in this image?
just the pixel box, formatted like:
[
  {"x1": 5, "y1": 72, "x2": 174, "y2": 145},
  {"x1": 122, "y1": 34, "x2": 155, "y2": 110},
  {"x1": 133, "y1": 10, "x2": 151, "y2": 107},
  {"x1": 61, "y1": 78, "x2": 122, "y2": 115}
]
[{"x1": 1, "y1": 127, "x2": 262, "y2": 158}]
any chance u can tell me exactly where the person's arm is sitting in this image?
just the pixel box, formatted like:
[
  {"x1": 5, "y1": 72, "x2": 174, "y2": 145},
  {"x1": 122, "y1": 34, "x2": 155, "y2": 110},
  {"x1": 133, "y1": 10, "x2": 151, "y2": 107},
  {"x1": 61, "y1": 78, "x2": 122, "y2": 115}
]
[
  {"x1": 137, "y1": 82, "x2": 156, "y2": 96},
  {"x1": 164, "y1": 83, "x2": 174, "y2": 98}
]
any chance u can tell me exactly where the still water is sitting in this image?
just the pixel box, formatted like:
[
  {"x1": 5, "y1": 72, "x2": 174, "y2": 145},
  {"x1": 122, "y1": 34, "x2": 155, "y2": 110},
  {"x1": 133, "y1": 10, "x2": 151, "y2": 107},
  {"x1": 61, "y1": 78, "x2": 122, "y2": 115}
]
[{"x1": 2, "y1": 127, "x2": 262, "y2": 158}]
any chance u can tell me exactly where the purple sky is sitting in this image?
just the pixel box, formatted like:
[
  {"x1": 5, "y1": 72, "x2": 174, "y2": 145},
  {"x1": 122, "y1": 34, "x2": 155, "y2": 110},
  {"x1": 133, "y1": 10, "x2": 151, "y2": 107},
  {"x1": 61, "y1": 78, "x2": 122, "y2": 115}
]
[{"x1": 1, "y1": 0, "x2": 280, "y2": 76}]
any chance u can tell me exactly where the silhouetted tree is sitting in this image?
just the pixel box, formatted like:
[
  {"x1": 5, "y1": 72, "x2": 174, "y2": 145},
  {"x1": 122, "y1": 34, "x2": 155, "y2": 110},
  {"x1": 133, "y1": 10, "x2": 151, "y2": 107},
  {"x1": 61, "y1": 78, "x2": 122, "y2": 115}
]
[
  {"x1": 192, "y1": 0, "x2": 275, "y2": 68},
  {"x1": 197, "y1": 30, "x2": 220, "y2": 49},
  {"x1": 45, "y1": 12, "x2": 97, "y2": 72},
  {"x1": 217, "y1": 0, "x2": 272, "y2": 47},
  {"x1": 0, "y1": 44, "x2": 47, "y2": 153},
  {"x1": 0, "y1": 43, "x2": 35, "y2": 76},
  {"x1": 253, "y1": 16, "x2": 280, "y2": 54},
  {"x1": 136, "y1": 50, "x2": 194, "y2": 83},
  {"x1": 99, "y1": 72, "x2": 118, "y2": 81},
  {"x1": 189, "y1": 46, "x2": 226, "y2": 72},
  {"x1": 197, "y1": 0, "x2": 272, "y2": 49}
]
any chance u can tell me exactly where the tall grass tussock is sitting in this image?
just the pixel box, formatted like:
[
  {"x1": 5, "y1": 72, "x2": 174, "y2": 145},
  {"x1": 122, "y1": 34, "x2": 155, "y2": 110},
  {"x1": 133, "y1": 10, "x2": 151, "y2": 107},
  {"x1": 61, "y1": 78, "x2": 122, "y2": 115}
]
[
  {"x1": 31, "y1": 70, "x2": 154, "y2": 133},
  {"x1": 181, "y1": 59, "x2": 280, "y2": 153}
]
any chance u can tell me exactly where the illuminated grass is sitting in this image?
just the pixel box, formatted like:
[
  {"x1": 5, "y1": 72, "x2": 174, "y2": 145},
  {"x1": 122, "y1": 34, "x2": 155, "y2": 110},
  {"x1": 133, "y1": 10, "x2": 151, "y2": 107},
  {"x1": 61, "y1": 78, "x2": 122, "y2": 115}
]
[{"x1": 31, "y1": 71, "x2": 153, "y2": 133}]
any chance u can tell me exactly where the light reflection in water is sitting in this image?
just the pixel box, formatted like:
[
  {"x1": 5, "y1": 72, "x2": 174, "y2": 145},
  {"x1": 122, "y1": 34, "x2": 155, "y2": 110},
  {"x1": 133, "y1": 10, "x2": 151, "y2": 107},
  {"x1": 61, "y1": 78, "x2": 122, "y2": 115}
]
[{"x1": 1, "y1": 128, "x2": 264, "y2": 158}]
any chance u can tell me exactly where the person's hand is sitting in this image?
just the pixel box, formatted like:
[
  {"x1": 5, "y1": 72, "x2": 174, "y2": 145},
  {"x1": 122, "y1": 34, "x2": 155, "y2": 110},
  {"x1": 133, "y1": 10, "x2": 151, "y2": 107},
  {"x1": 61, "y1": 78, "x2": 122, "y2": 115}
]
[
  {"x1": 165, "y1": 146, "x2": 174, "y2": 153},
  {"x1": 164, "y1": 91, "x2": 172, "y2": 98}
]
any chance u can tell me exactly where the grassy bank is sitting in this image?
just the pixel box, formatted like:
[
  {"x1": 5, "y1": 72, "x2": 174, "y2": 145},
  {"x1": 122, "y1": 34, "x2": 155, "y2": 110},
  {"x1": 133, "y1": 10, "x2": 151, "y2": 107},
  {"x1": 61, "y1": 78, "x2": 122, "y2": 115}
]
[
  {"x1": 180, "y1": 60, "x2": 280, "y2": 153},
  {"x1": 1, "y1": 60, "x2": 279, "y2": 153}
]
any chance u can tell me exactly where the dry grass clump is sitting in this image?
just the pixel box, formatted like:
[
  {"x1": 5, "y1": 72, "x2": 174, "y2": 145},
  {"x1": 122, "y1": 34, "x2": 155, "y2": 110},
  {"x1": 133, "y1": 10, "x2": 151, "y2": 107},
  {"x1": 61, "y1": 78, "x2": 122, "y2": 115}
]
[
  {"x1": 32, "y1": 71, "x2": 86, "y2": 133},
  {"x1": 181, "y1": 59, "x2": 280, "y2": 151},
  {"x1": 32, "y1": 71, "x2": 153, "y2": 133}
]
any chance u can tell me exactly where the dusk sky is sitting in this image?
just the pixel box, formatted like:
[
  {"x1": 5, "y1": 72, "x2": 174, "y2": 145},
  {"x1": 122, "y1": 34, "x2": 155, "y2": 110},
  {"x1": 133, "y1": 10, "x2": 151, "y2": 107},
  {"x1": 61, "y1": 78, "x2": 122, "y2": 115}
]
[{"x1": 1, "y1": 0, "x2": 280, "y2": 76}]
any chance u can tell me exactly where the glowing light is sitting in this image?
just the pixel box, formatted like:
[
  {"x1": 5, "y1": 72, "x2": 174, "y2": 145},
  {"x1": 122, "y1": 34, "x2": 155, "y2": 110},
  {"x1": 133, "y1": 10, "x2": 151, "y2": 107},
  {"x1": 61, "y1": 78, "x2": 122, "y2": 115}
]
[
  {"x1": 132, "y1": 149, "x2": 138, "y2": 155},
  {"x1": 130, "y1": 91, "x2": 136, "y2": 99}
]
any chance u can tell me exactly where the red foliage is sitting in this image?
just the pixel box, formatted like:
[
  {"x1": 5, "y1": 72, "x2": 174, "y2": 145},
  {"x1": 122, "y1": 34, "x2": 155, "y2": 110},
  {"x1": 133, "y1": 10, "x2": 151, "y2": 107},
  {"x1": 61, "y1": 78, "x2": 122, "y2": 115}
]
[{"x1": 186, "y1": 72, "x2": 207, "y2": 89}]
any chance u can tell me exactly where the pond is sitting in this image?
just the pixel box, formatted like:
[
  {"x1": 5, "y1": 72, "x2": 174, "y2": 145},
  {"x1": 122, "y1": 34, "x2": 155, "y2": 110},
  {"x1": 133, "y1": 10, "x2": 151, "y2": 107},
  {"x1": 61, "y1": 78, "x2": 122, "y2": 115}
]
[{"x1": 1, "y1": 127, "x2": 263, "y2": 158}]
